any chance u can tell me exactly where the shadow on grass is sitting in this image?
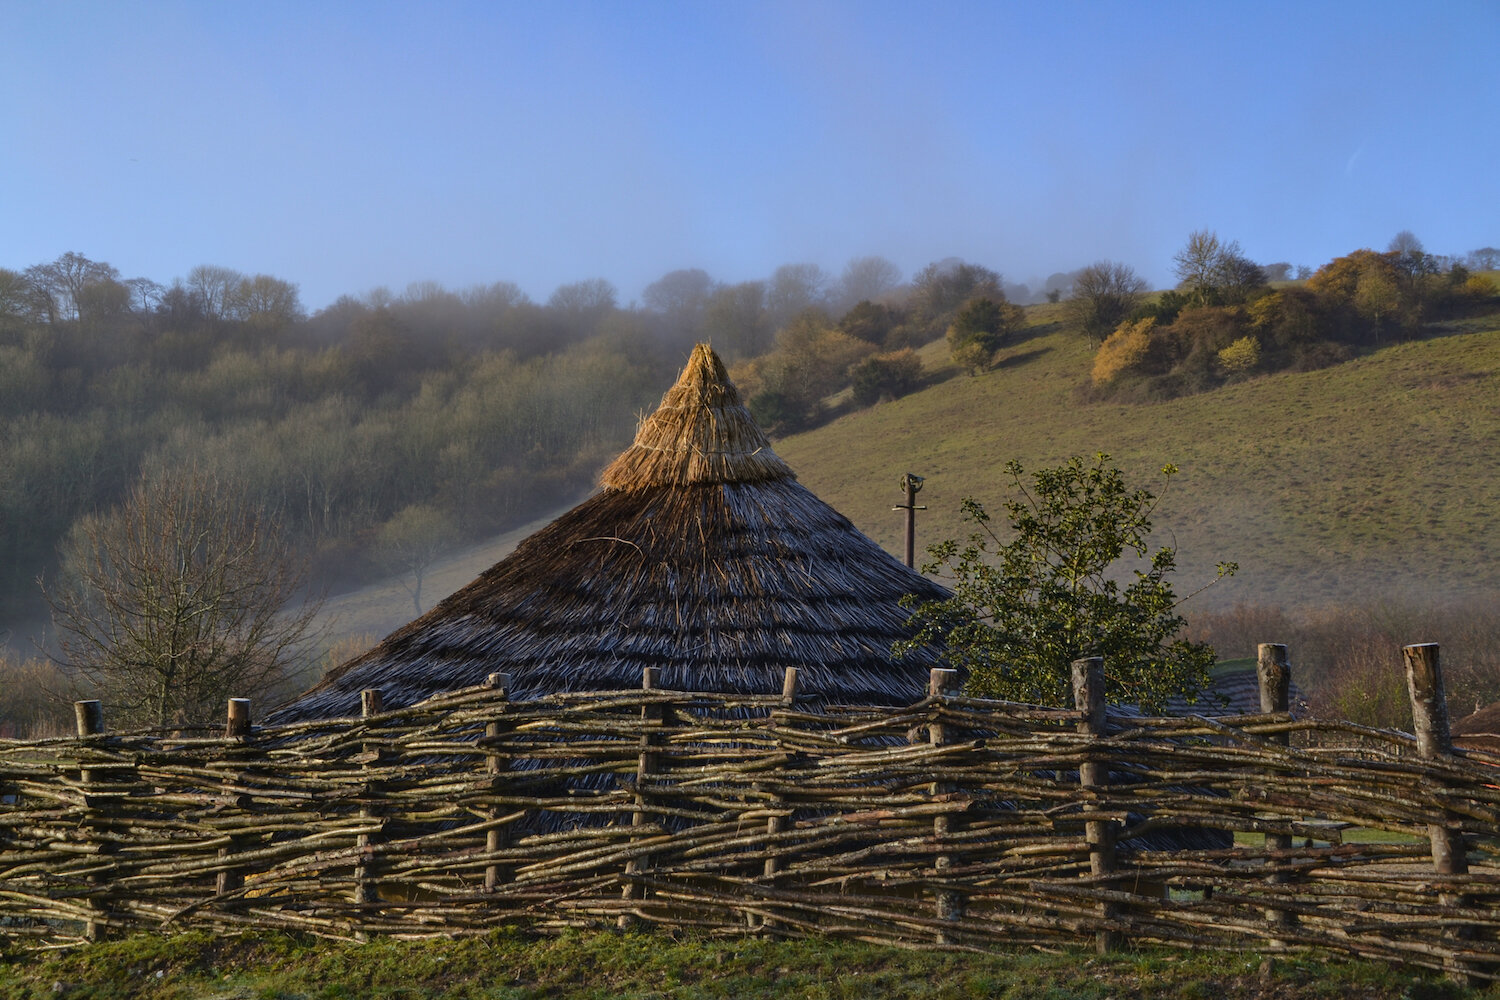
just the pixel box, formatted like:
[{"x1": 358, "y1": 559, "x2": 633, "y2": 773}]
[{"x1": 993, "y1": 346, "x2": 1052, "y2": 370}]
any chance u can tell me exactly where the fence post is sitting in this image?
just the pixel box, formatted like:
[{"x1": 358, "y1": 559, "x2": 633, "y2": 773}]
[
  {"x1": 353, "y1": 688, "x2": 384, "y2": 939},
  {"x1": 216, "y1": 698, "x2": 253, "y2": 901},
  {"x1": 1256, "y1": 644, "x2": 1298, "y2": 937},
  {"x1": 929, "y1": 667, "x2": 962, "y2": 944},
  {"x1": 753, "y1": 667, "x2": 799, "y2": 933},
  {"x1": 619, "y1": 666, "x2": 663, "y2": 929},
  {"x1": 73, "y1": 700, "x2": 107, "y2": 941},
  {"x1": 1071, "y1": 657, "x2": 1119, "y2": 955},
  {"x1": 483, "y1": 672, "x2": 512, "y2": 894},
  {"x1": 1402, "y1": 643, "x2": 1477, "y2": 985}
]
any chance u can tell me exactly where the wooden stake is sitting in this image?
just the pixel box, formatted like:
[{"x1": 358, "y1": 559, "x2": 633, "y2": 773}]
[
  {"x1": 73, "y1": 700, "x2": 106, "y2": 941},
  {"x1": 1257, "y1": 644, "x2": 1297, "y2": 936},
  {"x1": 1072, "y1": 657, "x2": 1119, "y2": 954},
  {"x1": 1402, "y1": 643, "x2": 1475, "y2": 986},
  {"x1": 484, "y1": 673, "x2": 512, "y2": 893},
  {"x1": 620, "y1": 667, "x2": 662, "y2": 929},
  {"x1": 354, "y1": 688, "x2": 384, "y2": 938},
  {"x1": 217, "y1": 698, "x2": 252, "y2": 900},
  {"x1": 928, "y1": 667, "x2": 962, "y2": 944},
  {"x1": 753, "y1": 667, "x2": 801, "y2": 934}
]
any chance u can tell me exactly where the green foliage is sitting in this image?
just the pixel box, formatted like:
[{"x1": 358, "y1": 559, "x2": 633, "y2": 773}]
[
  {"x1": 908, "y1": 258, "x2": 1004, "y2": 340},
  {"x1": 837, "y1": 299, "x2": 900, "y2": 345},
  {"x1": 849, "y1": 348, "x2": 922, "y2": 405},
  {"x1": 901, "y1": 455, "x2": 1235, "y2": 712},
  {"x1": 1216, "y1": 335, "x2": 1262, "y2": 376},
  {"x1": 945, "y1": 296, "x2": 1023, "y2": 371}
]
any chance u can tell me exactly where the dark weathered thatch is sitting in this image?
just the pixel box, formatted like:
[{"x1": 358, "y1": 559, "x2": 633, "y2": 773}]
[
  {"x1": 272, "y1": 345, "x2": 948, "y2": 722},
  {"x1": 1454, "y1": 701, "x2": 1500, "y2": 755},
  {"x1": 1161, "y1": 664, "x2": 1308, "y2": 717}
]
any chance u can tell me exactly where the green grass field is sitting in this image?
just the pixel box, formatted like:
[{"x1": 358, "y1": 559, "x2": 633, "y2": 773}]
[
  {"x1": 776, "y1": 306, "x2": 1500, "y2": 611},
  {"x1": 2, "y1": 928, "x2": 1489, "y2": 1000}
]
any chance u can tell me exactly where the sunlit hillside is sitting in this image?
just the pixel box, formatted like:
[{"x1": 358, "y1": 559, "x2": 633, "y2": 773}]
[{"x1": 775, "y1": 307, "x2": 1500, "y2": 611}]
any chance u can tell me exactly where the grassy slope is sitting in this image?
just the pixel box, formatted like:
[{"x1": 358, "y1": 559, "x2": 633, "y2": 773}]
[{"x1": 776, "y1": 306, "x2": 1500, "y2": 611}]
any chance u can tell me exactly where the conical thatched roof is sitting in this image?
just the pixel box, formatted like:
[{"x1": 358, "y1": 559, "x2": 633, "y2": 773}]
[{"x1": 272, "y1": 344, "x2": 948, "y2": 721}]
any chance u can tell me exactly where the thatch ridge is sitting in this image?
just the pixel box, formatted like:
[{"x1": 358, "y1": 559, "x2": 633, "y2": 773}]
[{"x1": 600, "y1": 343, "x2": 793, "y2": 489}]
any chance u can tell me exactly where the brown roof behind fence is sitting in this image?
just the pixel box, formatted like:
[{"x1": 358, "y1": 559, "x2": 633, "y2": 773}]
[
  {"x1": 1454, "y1": 701, "x2": 1500, "y2": 754},
  {"x1": 271, "y1": 344, "x2": 948, "y2": 721}
]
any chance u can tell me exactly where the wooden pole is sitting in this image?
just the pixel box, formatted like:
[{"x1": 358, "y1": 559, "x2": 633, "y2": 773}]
[
  {"x1": 752, "y1": 666, "x2": 800, "y2": 933},
  {"x1": 928, "y1": 667, "x2": 962, "y2": 944},
  {"x1": 1256, "y1": 644, "x2": 1298, "y2": 936},
  {"x1": 224, "y1": 697, "x2": 252, "y2": 739},
  {"x1": 484, "y1": 672, "x2": 512, "y2": 893},
  {"x1": 216, "y1": 698, "x2": 252, "y2": 900},
  {"x1": 353, "y1": 688, "x2": 384, "y2": 937},
  {"x1": 1402, "y1": 643, "x2": 1476, "y2": 985},
  {"x1": 893, "y1": 473, "x2": 926, "y2": 568},
  {"x1": 1072, "y1": 657, "x2": 1119, "y2": 954},
  {"x1": 619, "y1": 667, "x2": 662, "y2": 929},
  {"x1": 73, "y1": 700, "x2": 106, "y2": 941}
]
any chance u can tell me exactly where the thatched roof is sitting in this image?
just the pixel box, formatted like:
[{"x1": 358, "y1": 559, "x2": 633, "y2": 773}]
[
  {"x1": 1453, "y1": 701, "x2": 1500, "y2": 754},
  {"x1": 272, "y1": 344, "x2": 948, "y2": 722}
]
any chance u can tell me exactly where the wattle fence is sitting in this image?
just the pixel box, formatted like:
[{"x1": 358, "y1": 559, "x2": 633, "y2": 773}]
[{"x1": 2, "y1": 644, "x2": 1498, "y2": 983}]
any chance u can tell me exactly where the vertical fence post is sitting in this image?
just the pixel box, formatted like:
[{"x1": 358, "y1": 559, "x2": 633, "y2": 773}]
[
  {"x1": 73, "y1": 700, "x2": 107, "y2": 941},
  {"x1": 1071, "y1": 657, "x2": 1119, "y2": 955},
  {"x1": 483, "y1": 672, "x2": 512, "y2": 894},
  {"x1": 1256, "y1": 644, "x2": 1298, "y2": 937},
  {"x1": 1402, "y1": 643, "x2": 1477, "y2": 985},
  {"x1": 619, "y1": 666, "x2": 663, "y2": 929},
  {"x1": 928, "y1": 667, "x2": 962, "y2": 944},
  {"x1": 753, "y1": 667, "x2": 799, "y2": 933},
  {"x1": 353, "y1": 688, "x2": 384, "y2": 939},
  {"x1": 216, "y1": 698, "x2": 253, "y2": 902}
]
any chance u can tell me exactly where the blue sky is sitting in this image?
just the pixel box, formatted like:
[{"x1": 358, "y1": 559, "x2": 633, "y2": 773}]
[{"x1": 4, "y1": 0, "x2": 1496, "y2": 311}]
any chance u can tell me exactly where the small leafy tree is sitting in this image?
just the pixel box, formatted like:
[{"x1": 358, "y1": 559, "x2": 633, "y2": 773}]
[
  {"x1": 946, "y1": 295, "x2": 1023, "y2": 372},
  {"x1": 1091, "y1": 317, "x2": 1156, "y2": 385},
  {"x1": 1216, "y1": 335, "x2": 1261, "y2": 377},
  {"x1": 899, "y1": 455, "x2": 1236, "y2": 711},
  {"x1": 849, "y1": 348, "x2": 921, "y2": 405}
]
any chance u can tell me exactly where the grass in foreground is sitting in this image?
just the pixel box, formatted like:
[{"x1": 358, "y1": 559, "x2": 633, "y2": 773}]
[{"x1": 1, "y1": 929, "x2": 1493, "y2": 1000}]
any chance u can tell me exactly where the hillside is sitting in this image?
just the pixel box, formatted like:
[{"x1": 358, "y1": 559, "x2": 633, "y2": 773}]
[{"x1": 775, "y1": 306, "x2": 1500, "y2": 611}]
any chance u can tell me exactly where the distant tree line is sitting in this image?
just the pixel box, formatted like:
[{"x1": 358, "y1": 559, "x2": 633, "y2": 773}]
[{"x1": 0, "y1": 251, "x2": 958, "y2": 628}]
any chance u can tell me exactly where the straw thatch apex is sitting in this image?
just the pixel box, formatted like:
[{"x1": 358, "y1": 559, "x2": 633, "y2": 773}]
[{"x1": 600, "y1": 343, "x2": 793, "y2": 490}]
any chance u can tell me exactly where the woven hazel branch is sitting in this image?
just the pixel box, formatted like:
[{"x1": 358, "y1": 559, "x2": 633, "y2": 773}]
[{"x1": 2, "y1": 679, "x2": 1499, "y2": 980}]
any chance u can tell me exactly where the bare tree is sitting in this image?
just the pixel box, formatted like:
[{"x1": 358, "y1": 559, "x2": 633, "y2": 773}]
[
  {"x1": 833, "y1": 255, "x2": 902, "y2": 313},
  {"x1": 377, "y1": 503, "x2": 458, "y2": 616},
  {"x1": 1172, "y1": 230, "x2": 1264, "y2": 306},
  {"x1": 643, "y1": 268, "x2": 716, "y2": 345},
  {"x1": 766, "y1": 263, "x2": 830, "y2": 330},
  {"x1": 230, "y1": 274, "x2": 304, "y2": 330},
  {"x1": 186, "y1": 265, "x2": 244, "y2": 321},
  {"x1": 45, "y1": 465, "x2": 323, "y2": 729},
  {"x1": 23, "y1": 251, "x2": 119, "y2": 323},
  {"x1": 1064, "y1": 260, "x2": 1148, "y2": 347}
]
